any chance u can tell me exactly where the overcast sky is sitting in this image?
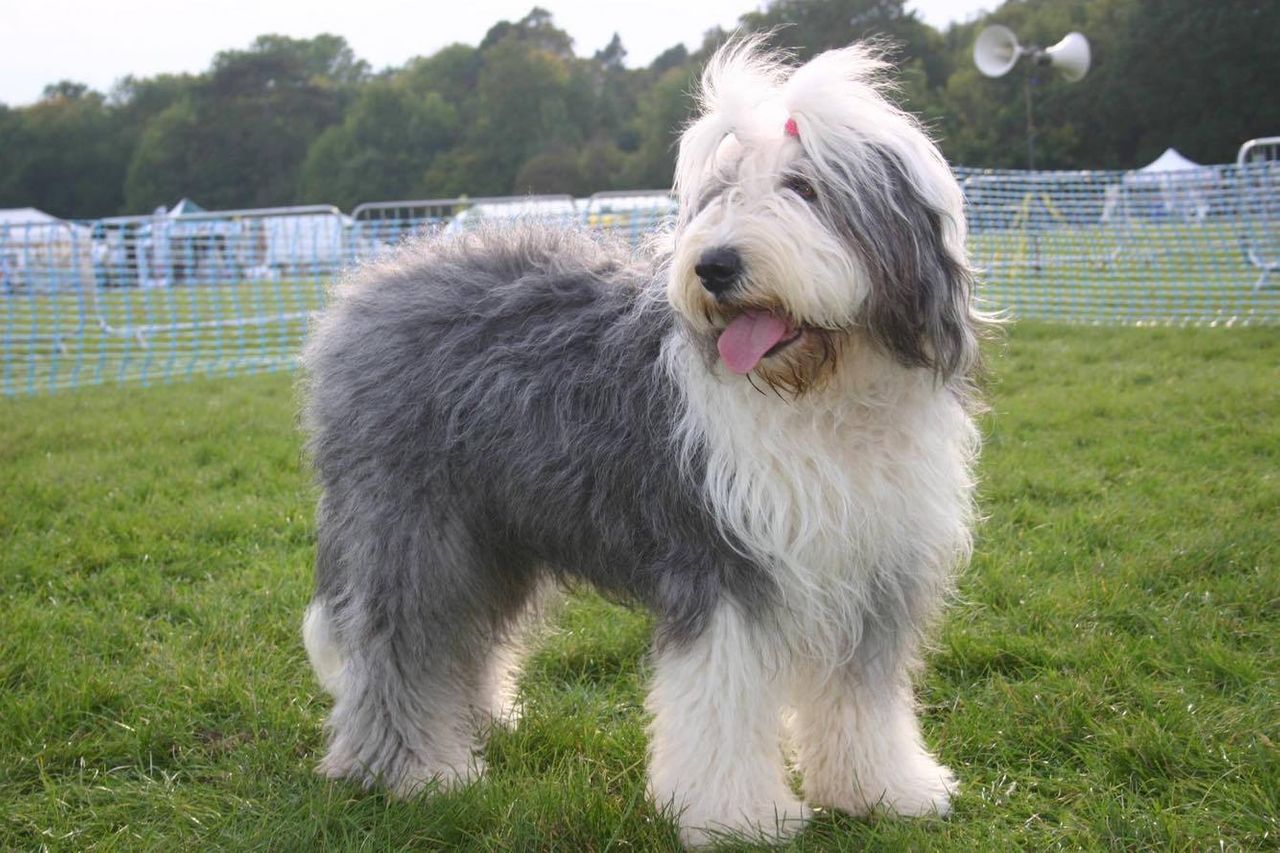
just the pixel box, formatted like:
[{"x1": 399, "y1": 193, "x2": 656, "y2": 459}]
[{"x1": 0, "y1": 0, "x2": 991, "y2": 107}]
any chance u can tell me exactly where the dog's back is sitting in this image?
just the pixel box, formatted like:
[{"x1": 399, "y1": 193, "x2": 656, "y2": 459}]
[{"x1": 302, "y1": 225, "x2": 756, "y2": 600}]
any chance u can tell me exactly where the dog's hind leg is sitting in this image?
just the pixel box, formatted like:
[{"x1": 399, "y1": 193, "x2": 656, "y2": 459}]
[
  {"x1": 307, "y1": 504, "x2": 538, "y2": 798},
  {"x1": 476, "y1": 578, "x2": 559, "y2": 730}
]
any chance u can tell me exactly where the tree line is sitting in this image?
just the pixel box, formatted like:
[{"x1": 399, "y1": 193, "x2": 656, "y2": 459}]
[{"x1": 0, "y1": 0, "x2": 1274, "y2": 219}]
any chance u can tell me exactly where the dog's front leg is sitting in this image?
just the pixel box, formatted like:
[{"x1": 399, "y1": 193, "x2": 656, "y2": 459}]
[
  {"x1": 791, "y1": 644, "x2": 956, "y2": 819},
  {"x1": 646, "y1": 603, "x2": 809, "y2": 847}
]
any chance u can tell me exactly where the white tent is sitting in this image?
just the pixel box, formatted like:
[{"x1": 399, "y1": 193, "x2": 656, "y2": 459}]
[
  {"x1": 168, "y1": 197, "x2": 206, "y2": 216},
  {"x1": 0, "y1": 206, "x2": 91, "y2": 238},
  {"x1": 1120, "y1": 148, "x2": 1212, "y2": 222},
  {"x1": 0, "y1": 207, "x2": 93, "y2": 291},
  {"x1": 1, "y1": 206, "x2": 60, "y2": 228},
  {"x1": 1136, "y1": 147, "x2": 1205, "y2": 175}
]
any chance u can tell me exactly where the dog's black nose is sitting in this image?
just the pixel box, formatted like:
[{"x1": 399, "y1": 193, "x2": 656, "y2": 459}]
[{"x1": 695, "y1": 247, "x2": 742, "y2": 295}]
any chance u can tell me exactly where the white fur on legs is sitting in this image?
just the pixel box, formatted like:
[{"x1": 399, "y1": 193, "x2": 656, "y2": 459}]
[
  {"x1": 302, "y1": 601, "x2": 346, "y2": 698},
  {"x1": 792, "y1": 664, "x2": 955, "y2": 818},
  {"x1": 479, "y1": 639, "x2": 525, "y2": 729},
  {"x1": 647, "y1": 604, "x2": 810, "y2": 847},
  {"x1": 477, "y1": 579, "x2": 562, "y2": 730}
]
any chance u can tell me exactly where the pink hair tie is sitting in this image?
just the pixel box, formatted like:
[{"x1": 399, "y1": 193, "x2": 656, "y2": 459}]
[{"x1": 784, "y1": 117, "x2": 799, "y2": 138}]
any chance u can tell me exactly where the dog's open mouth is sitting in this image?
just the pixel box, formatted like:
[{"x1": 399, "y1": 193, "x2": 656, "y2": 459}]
[{"x1": 716, "y1": 310, "x2": 804, "y2": 374}]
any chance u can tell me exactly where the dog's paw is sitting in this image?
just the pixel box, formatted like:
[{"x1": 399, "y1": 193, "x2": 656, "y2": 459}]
[
  {"x1": 319, "y1": 748, "x2": 484, "y2": 799},
  {"x1": 808, "y1": 756, "x2": 955, "y2": 818},
  {"x1": 387, "y1": 755, "x2": 486, "y2": 799},
  {"x1": 872, "y1": 760, "x2": 955, "y2": 817},
  {"x1": 481, "y1": 696, "x2": 524, "y2": 731},
  {"x1": 678, "y1": 796, "x2": 811, "y2": 848}
]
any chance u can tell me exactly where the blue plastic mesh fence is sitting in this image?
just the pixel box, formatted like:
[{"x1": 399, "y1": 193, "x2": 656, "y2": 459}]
[
  {"x1": 959, "y1": 163, "x2": 1279, "y2": 323},
  {"x1": 2, "y1": 164, "x2": 1276, "y2": 396}
]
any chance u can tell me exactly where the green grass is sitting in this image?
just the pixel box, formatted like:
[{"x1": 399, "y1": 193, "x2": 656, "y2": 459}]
[{"x1": 1, "y1": 323, "x2": 1276, "y2": 850}]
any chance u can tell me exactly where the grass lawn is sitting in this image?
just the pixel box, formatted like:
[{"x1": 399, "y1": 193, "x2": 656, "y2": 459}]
[{"x1": 1, "y1": 323, "x2": 1276, "y2": 850}]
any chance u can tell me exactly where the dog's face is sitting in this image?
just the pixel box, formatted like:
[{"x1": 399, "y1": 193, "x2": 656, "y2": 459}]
[{"x1": 668, "y1": 41, "x2": 980, "y2": 395}]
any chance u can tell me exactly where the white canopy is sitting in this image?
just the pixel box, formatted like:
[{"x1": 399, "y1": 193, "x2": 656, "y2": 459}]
[
  {"x1": 0, "y1": 207, "x2": 91, "y2": 242},
  {"x1": 1137, "y1": 147, "x2": 1205, "y2": 174},
  {"x1": 0, "y1": 207, "x2": 62, "y2": 227},
  {"x1": 1119, "y1": 148, "x2": 1212, "y2": 222},
  {"x1": 168, "y1": 198, "x2": 207, "y2": 217},
  {"x1": 0, "y1": 207, "x2": 93, "y2": 292}
]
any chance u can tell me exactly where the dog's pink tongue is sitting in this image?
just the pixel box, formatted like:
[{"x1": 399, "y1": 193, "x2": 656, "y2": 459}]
[{"x1": 717, "y1": 311, "x2": 792, "y2": 374}]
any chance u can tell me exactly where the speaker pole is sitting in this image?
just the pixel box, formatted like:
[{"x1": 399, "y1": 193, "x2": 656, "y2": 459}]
[
  {"x1": 972, "y1": 25, "x2": 1091, "y2": 173},
  {"x1": 1026, "y1": 69, "x2": 1044, "y2": 270},
  {"x1": 1025, "y1": 70, "x2": 1037, "y2": 172},
  {"x1": 973, "y1": 24, "x2": 1089, "y2": 274}
]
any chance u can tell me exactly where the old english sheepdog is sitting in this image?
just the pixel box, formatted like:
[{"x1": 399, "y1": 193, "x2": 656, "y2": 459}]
[{"x1": 301, "y1": 39, "x2": 985, "y2": 846}]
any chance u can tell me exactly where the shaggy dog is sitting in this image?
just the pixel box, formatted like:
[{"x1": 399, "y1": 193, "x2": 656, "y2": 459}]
[{"x1": 301, "y1": 39, "x2": 984, "y2": 847}]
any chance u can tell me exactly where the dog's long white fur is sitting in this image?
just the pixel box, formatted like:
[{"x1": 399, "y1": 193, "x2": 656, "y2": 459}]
[{"x1": 650, "y1": 42, "x2": 980, "y2": 844}]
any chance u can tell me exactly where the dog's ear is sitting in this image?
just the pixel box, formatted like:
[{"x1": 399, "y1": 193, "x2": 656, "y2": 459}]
[
  {"x1": 842, "y1": 146, "x2": 981, "y2": 382},
  {"x1": 783, "y1": 47, "x2": 982, "y2": 381},
  {"x1": 875, "y1": 146, "x2": 983, "y2": 379}
]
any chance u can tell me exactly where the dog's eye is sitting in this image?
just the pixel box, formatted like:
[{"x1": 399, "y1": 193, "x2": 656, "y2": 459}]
[{"x1": 783, "y1": 175, "x2": 818, "y2": 202}]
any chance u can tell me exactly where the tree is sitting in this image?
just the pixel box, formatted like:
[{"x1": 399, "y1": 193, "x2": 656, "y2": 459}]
[
  {"x1": 401, "y1": 45, "x2": 483, "y2": 112},
  {"x1": 1083, "y1": 0, "x2": 1279, "y2": 166},
  {"x1": 0, "y1": 86, "x2": 131, "y2": 217},
  {"x1": 740, "y1": 0, "x2": 938, "y2": 64},
  {"x1": 4, "y1": 0, "x2": 1278, "y2": 216},
  {"x1": 595, "y1": 34, "x2": 627, "y2": 70},
  {"x1": 299, "y1": 82, "x2": 458, "y2": 209},
  {"x1": 650, "y1": 44, "x2": 690, "y2": 75},
  {"x1": 123, "y1": 34, "x2": 366, "y2": 211},
  {"x1": 514, "y1": 149, "x2": 585, "y2": 194},
  {"x1": 460, "y1": 25, "x2": 582, "y2": 194},
  {"x1": 621, "y1": 66, "x2": 699, "y2": 189},
  {"x1": 480, "y1": 7, "x2": 575, "y2": 59},
  {"x1": 123, "y1": 99, "x2": 206, "y2": 211},
  {"x1": 0, "y1": 105, "x2": 31, "y2": 209},
  {"x1": 41, "y1": 81, "x2": 91, "y2": 101}
]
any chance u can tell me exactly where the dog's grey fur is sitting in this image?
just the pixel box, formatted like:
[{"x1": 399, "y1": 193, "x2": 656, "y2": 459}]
[
  {"x1": 301, "y1": 40, "x2": 986, "y2": 841},
  {"x1": 822, "y1": 145, "x2": 979, "y2": 381},
  {"x1": 301, "y1": 197, "x2": 980, "y2": 801},
  {"x1": 302, "y1": 228, "x2": 778, "y2": 792}
]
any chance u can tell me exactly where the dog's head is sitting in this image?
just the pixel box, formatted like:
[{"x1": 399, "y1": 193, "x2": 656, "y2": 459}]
[{"x1": 668, "y1": 39, "x2": 981, "y2": 395}]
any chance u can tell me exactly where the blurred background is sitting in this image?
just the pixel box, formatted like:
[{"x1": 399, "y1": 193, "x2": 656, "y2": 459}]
[
  {"x1": 1, "y1": 0, "x2": 1275, "y2": 216},
  {"x1": 1, "y1": 0, "x2": 1277, "y2": 396}
]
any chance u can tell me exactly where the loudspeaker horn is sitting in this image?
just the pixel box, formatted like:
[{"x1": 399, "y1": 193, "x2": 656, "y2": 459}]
[
  {"x1": 1043, "y1": 32, "x2": 1091, "y2": 82},
  {"x1": 974, "y1": 25, "x2": 1022, "y2": 78}
]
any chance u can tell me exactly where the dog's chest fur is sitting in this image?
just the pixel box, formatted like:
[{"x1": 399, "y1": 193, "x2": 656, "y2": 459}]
[{"x1": 669, "y1": 335, "x2": 978, "y2": 656}]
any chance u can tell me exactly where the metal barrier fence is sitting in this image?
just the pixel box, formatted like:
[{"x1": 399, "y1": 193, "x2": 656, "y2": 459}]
[
  {"x1": 2, "y1": 165, "x2": 1277, "y2": 396},
  {"x1": 350, "y1": 194, "x2": 579, "y2": 251},
  {"x1": 1237, "y1": 137, "x2": 1280, "y2": 289}
]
